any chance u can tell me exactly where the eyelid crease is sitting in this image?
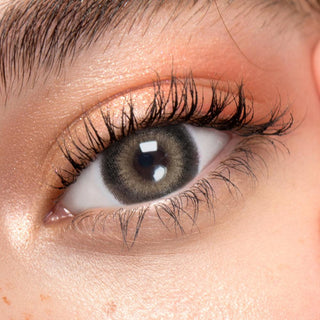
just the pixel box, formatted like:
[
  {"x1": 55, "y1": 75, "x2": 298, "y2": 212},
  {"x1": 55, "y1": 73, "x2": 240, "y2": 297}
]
[{"x1": 43, "y1": 74, "x2": 270, "y2": 157}]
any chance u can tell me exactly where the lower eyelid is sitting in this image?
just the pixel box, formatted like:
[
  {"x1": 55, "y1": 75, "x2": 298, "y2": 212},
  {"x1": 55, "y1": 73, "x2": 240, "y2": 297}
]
[{"x1": 43, "y1": 135, "x2": 283, "y2": 251}]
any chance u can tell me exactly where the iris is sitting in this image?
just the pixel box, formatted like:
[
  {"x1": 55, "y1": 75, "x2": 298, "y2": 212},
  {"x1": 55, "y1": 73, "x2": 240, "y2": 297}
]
[{"x1": 100, "y1": 125, "x2": 199, "y2": 204}]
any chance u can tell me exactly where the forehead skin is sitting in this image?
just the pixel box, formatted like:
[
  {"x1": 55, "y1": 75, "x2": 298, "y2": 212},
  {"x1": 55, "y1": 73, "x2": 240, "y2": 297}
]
[{"x1": 0, "y1": 0, "x2": 319, "y2": 320}]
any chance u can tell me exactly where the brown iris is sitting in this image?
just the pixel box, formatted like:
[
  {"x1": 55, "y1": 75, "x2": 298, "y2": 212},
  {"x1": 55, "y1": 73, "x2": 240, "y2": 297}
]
[{"x1": 100, "y1": 125, "x2": 199, "y2": 204}]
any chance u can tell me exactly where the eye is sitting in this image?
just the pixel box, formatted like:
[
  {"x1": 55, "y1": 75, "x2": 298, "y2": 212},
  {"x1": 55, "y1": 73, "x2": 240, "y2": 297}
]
[
  {"x1": 59, "y1": 124, "x2": 230, "y2": 212},
  {"x1": 44, "y1": 75, "x2": 292, "y2": 247}
]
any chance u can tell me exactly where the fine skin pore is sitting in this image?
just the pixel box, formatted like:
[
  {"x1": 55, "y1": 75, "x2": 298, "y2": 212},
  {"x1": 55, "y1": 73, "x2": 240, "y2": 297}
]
[{"x1": 0, "y1": 0, "x2": 319, "y2": 319}]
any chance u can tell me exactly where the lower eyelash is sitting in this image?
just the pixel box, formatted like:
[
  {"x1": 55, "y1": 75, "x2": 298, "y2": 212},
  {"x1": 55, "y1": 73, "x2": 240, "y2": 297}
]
[{"x1": 68, "y1": 135, "x2": 287, "y2": 248}]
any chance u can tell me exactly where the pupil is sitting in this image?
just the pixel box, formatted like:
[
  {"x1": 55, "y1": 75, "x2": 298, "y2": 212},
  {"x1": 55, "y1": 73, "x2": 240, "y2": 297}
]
[
  {"x1": 133, "y1": 140, "x2": 168, "y2": 182},
  {"x1": 138, "y1": 153, "x2": 154, "y2": 167}
]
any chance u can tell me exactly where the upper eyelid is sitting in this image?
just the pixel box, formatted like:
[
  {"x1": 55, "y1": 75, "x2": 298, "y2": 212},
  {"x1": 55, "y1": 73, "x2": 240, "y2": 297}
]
[
  {"x1": 55, "y1": 74, "x2": 292, "y2": 149},
  {"x1": 47, "y1": 76, "x2": 225, "y2": 148},
  {"x1": 51, "y1": 76, "x2": 235, "y2": 159},
  {"x1": 49, "y1": 74, "x2": 260, "y2": 145}
]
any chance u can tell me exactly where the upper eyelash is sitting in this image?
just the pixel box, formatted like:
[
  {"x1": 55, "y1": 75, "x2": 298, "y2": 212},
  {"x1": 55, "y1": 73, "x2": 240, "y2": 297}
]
[{"x1": 55, "y1": 74, "x2": 293, "y2": 190}]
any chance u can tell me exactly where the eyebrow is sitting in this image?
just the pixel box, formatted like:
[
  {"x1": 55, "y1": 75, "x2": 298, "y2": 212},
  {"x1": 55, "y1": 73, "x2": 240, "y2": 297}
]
[
  {"x1": 0, "y1": 0, "x2": 319, "y2": 94},
  {"x1": 0, "y1": 0, "x2": 220, "y2": 95},
  {"x1": 0, "y1": 0, "x2": 157, "y2": 91}
]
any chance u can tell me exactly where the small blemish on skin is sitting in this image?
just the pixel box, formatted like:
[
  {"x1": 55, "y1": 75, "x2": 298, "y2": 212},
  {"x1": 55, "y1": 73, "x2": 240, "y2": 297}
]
[
  {"x1": 40, "y1": 294, "x2": 50, "y2": 301},
  {"x1": 105, "y1": 301, "x2": 117, "y2": 316},
  {"x1": 2, "y1": 296, "x2": 11, "y2": 305}
]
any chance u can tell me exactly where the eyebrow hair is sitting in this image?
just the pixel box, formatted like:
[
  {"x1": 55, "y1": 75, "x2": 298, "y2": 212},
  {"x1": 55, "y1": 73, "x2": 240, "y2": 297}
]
[
  {"x1": 0, "y1": 0, "x2": 200, "y2": 92},
  {"x1": 0, "y1": 1, "x2": 128, "y2": 90},
  {"x1": 0, "y1": 0, "x2": 319, "y2": 95}
]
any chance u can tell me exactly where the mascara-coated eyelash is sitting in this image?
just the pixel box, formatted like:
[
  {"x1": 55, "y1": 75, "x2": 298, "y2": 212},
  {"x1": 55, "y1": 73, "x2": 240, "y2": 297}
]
[{"x1": 55, "y1": 74, "x2": 293, "y2": 191}]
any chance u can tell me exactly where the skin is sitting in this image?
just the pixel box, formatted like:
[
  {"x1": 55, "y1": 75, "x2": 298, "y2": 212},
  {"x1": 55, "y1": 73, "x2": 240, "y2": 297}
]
[{"x1": 0, "y1": 0, "x2": 319, "y2": 319}]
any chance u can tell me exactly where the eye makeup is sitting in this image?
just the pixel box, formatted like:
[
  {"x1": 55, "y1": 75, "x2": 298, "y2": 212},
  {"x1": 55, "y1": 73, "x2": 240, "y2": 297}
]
[{"x1": 43, "y1": 74, "x2": 293, "y2": 249}]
